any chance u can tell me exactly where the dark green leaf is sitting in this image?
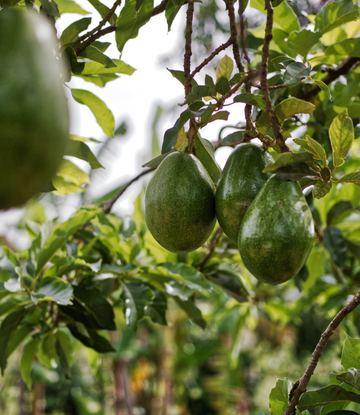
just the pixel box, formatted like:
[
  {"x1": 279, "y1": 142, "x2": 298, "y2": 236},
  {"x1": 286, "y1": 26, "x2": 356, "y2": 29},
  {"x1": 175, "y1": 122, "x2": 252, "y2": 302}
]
[
  {"x1": 283, "y1": 62, "x2": 311, "y2": 86},
  {"x1": 63, "y1": 47, "x2": 85, "y2": 76},
  {"x1": 327, "y1": 201, "x2": 353, "y2": 227},
  {"x1": 162, "y1": 126, "x2": 179, "y2": 154},
  {"x1": 165, "y1": 0, "x2": 186, "y2": 30},
  {"x1": 275, "y1": 163, "x2": 318, "y2": 182},
  {"x1": 298, "y1": 385, "x2": 360, "y2": 411},
  {"x1": 65, "y1": 138, "x2": 103, "y2": 169},
  {"x1": 205, "y1": 74, "x2": 216, "y2": 94},
  {"x1": 142, "y1": 150, "x2": 175, "y2": 168},
  {"x1": 20, "y1": 338, "x2": 40, "y2": 390},
  {"x1": 60, "y1": 17, "x2": 91, "y2": 46},
  {"x1": 185, "y1": 86, "x2": 215, "y2": 104},
  {"x1": 39, "y1": 0, "x2": 60, "y2": 17},
  {"x1": 116, "y1": 0, "x2": 153, "y2": 53},
  {"x1": 68, "y1": 324, "x2": 115, "y2": 352},
  {"x1": 79, "y1": 46, "x2": 117, "y2": 68},
  {"x1": 271, "y1": 55, "x2": 295, "y2": 70},
  {"x1": 233, "y1": 93, "x2": 266, "y2": 110},
  {"x1": 195, "y1": 136, "x2": 221, "y2": 183},
  {"x1": 210, "y1": 270, "x2": 249, "y2": 302},
  {"x1": 31, "y1": 277, "x2": 73, "y2": 306},
  {"x1": 56, "y1": 331, "x2": 72, "y2": 378},
  {"x1": 87, "y1": 0, "x2": 110, "y2": 18},
  {"x1": 167, "y1": 69, "x2": 197, "y2": 87},
  {"x1": 315, "y1": 0, "x2": 360, "y2": 34},
  {"x1": 313, "y1": 181, "x2": 332, "y2": 199},
  {"x1": 205, "y1": 111, "x2": 229, "y2": 124},
  {"x1": 215, "y1": 77, "x2": 230, "y2": 95},
  {"x1": 327, "y1": 411, "x2": 359, "y2": 415},
  {"x1": 221, "y1": 130, "x2": 257, "y2": 146},
  {"x1": 263, "y1": 152, "x2": 314, "y2": 173},
  {"x1": 338, "y1": 171, "x2": 360, "y2": 186},
  {"x1": 336, "y1": 368, "x2": 360, "y2": 391},
  {"x1": 345, "y1": 240, "x2": 360, "y2": 262},
  {"x1": 173, "y1": 297, "x2": 206, "y2": 329},
  {"x1": 323, "y1": 227, "x2": 347, "y2": 268},
  {"x1": 145, "y1": 289, "x2": 167, "y2": 325},
  {"x1": 320, "y1": 167, "x2": 331, "y2": 182},
  {"x1": 0, "y1": 308, "x2": 27, "y2": 375},
  {"x1": 121, "y1": 282, "x2": 155, "y2": 330}
]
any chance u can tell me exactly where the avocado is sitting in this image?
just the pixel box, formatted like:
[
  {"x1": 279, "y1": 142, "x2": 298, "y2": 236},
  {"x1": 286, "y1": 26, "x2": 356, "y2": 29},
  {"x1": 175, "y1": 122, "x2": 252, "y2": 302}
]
[
  {"x1": 145, "y1": 151, "x2": 216, "y2": 253},
  {"x1": 0, "y1": 10, "x2": 69, "y2": 209},
  {"x1": 215, "y1": 143, "x2": 274, "y2": 243},
  {"x1": 238, "y1": 175, "x2": 314, "y2": 285}
]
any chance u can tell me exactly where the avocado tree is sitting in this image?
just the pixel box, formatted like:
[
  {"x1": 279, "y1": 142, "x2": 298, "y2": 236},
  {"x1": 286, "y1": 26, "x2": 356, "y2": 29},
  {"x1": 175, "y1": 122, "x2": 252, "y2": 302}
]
[{"x1": 2, "y1": 0, "x2": 360, "y2": 413}]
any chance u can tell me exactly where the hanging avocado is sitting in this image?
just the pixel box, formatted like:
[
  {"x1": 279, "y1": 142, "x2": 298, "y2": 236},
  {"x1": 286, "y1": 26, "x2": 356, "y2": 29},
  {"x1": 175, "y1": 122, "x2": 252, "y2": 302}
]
[
  {"x1": 239, "y1": 175, "x2": 315, "y2": 285},
  {"x1": 0, "y1": 10, "x2": 69, "y2": 209},
  {"x1": 145, "y1": 151, "x2": 216, "y2": 253},
  {"x1": 215, "y1": 143, "x2": 274, "y2": 243}
]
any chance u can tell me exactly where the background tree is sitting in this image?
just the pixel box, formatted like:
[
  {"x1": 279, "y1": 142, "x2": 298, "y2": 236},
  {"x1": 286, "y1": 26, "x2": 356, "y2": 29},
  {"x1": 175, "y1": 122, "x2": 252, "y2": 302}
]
[{"x1": 2, "y1": 0, "x2": 360, "y2": 414}]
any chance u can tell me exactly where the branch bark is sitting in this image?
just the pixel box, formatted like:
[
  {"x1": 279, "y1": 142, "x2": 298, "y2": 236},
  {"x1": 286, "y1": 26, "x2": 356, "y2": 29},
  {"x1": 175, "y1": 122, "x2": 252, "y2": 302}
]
[
  {"x1": 284, "y1": 289, "x2": 360, "y2": 415},
  {"x1": 260, "y1": 0, "x2": 290, "y2": 153}
]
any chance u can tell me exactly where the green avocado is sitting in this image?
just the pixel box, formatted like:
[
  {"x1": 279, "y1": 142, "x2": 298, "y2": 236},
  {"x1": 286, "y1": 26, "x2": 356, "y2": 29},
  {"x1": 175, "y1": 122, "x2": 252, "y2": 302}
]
[
  {"x1": 238, "y1": 175, "x2": 314, "y2": 285},
  {"x1": 145, "y1": 151, "x2": 216, "y2": 253},
  {"x1": 0, "y1": 10, "x2": 69, "y2": 209},
  {"x1": 215, "y1": 143, "x2": 274, "y2": 243}
]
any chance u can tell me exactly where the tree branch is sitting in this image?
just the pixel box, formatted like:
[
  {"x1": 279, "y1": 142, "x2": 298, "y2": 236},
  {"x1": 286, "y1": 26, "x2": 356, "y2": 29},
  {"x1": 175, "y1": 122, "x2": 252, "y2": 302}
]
[
  {"x1": 184, "y1": 0, "x2": 194, "y2": 98},
  {"x1": 151, "y1": 0, "x2": 170, "y2": 16},
  {"x1": 74, "y1": 26, "x2": 116, "y2": 54},
  {"x1": 284, "y1": 289, "x2": 360, "y2": 415},
  {"x1": 199, "y1": 227, "x2": 223, "y2": 271},
  {"x1": 100, "y1": 168, "x2": 155, "y2": 214},
  {"x1": 260, "y1": 0, "x2": 289, "y2": 153},
  {"x1": 299, "y1": 57, "x2": 360, "y2": 101}
]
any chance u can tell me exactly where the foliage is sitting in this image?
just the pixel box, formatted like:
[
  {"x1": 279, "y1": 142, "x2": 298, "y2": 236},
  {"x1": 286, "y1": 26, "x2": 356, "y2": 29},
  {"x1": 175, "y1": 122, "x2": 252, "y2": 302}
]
[{"x1": 3, "y1": 0, "x2": 360, "y2": 413}]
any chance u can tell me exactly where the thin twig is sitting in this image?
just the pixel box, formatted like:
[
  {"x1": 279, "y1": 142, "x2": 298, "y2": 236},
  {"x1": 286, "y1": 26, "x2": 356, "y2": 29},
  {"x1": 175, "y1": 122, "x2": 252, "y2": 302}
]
[
  {"x1": 253, "y1": 83, "x2": 288, "y2": 91},
  {"x1": 284, "y1": 289, "x2": 360, "y2": 415},
  {"x1": 151, "y1": 0, "x2": 170, "y2": 16},
  {"x1": 184, "y1": 0, "x2": 194, "y2": 98},
  {"x1": 199, "y1": 228, "x2": 223, "y2": 271},
  {"x1": 218, "y1": 72, "x2": 254, "y2": 107},
  {"x1": 75, "y1": 26, "x2": 116, "y2": 54},
  {"x1": 190, "y1": 38, "x2": 234, "y2": 80},
  {"x1": 228, "y1": 0, "x2": 244, "y2": 73},
  {"x1": 260, "y1": 0, "x2": 289, "y2": 153},
  {"x1": 100, "y1": 168, "x2": 155, "y2": 214}
]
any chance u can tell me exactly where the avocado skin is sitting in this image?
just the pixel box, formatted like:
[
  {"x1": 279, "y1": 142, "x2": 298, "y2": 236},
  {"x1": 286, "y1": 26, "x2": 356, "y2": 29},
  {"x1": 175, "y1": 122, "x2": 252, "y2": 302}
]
[
  {"x1": 215, "y1": 144, "x2": 274, "y2": 243},
  {"x1": 145, "y1": 152, "x2": 216, "y2": 253},
  {"x1": 238, "y1": 175, "x2": 314, "y2": 285},
  {"x1": 0, "y1": 10, "x2": 69, "y2": 209}
]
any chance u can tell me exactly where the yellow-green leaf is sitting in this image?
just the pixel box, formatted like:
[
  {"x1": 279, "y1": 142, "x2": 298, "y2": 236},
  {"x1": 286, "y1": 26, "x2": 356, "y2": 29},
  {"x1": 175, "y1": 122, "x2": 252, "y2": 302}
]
[
  {"x1": 216, "y1": 55, "x2": 233, "y2": 82},
  {"x1": 329, "y1": 110, "x2": 354, "y2": 170}
]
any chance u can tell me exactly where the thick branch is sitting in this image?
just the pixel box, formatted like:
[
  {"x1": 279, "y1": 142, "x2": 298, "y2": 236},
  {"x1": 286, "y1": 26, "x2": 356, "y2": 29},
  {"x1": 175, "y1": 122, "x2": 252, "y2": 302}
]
[
  {"x1": 184, "y1": 0, "x2": 194, "y2": 98},
  {"x1": 101, "y1": 168, "x2": 155, "y2": 214},
  {"x1": 300, "y1": 57, "x2": 360, "y2": 101},
  {"x1": 260, "y1": 0, "x2": 289, "y2": 153},
  {"x1": 284, "y1": 289, "x2": 360, "y2": 415}
]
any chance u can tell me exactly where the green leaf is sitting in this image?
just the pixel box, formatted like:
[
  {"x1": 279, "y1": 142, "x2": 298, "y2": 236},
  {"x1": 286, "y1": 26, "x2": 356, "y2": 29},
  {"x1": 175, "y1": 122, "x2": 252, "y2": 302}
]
[
  {"x1": 145, "y1": 289, "x2": 167, "y2": 325},
  {"x1": 79, "y1": 46, "x2": 117, "y2": 68},
  {"x1": 185, "y1": 86, "x2": 215, "y2": 104},
  {"x1": 160, "y1": 263, "x2": 211, "y2": 291},
  {"x1": 294, "y1": 135, "x2": 327, "y2": 166},
  {"x1": 275, "y1": 163, "x2": 318, "y2": 182},
  {"x1": 345, "y1": 240, "x2": 360, "y2": 262},
  {"x1": 65, "y1": 139, "x2": 103, "y2": 169},
  {"x1": 327, "y1": 201, "x2": 353, "y2": 227},
  {"x1": 73, "y1": 286, "x2": 116, "y2": 330},
  {"x1": 221, "y1": 130, "x2": 257, "y2": 146},
  {"x1": 233, "y1": 93, "x2": 266, "y2": 110},
  {"x1": 63, "y1": 46, "x2": 85, "y2": 76},
  {"x1": 34, "y1": 207, "x2": 101, "y2": 277},
  {"x1": 195, "y1": 136, "x2": 222, "y2": 183},
  {"x1": 209, "y1": 269, "x2": 249, "y2": 303},
  {"x1": 206, "y1": 111, "x2": 229, "y2": 124},
  {"x1": 313, "y1": 181, "x2": 333, "y2": 199},
  {"x1": 71, "y1": 89, "x2": 115, "y2": 137},
  {"x1": 298, "y1": 385, "x2": 360, "y2": 411},
  {"x1": 327, "y1": 38, "x2": 360, "y2": 58},
  {"x1": 60, "y1": 17, "x2": 92, "y2": 46},
  {"x1": 167, "y1": 69, "x2": 198, "y2": 87},
  {"x1": 336, "y1": 368, "x2": 360, "y2": 391},
  {"x1": 323, "y1": 227, "x2": 347, "y2": 268},
  {"x1": 0, "y1": 308, "x2": 27, "y2": 375},
  {"x1": 215, "y1": 77, "x2": 231, "y2": 95},
  {"x1": 115, "y1": 0, "x2": 153, "y2": 53},
  {"x1": 165, "y1": 0, "x2": 186, "y2": 31},
  {"x1": 87, "y1": 0, "x2": 110, "y2": 19},
  {"x1": 338, "y1": 172, "x2": 360, "y2": 186},
  {"x1": 263, "y1": 152, "x2": 314, "y2": 173},
  {"x1": 287, "y1": 29, "x2": 321, "y2": 58},
  {"x1": 330, "y1": 110, "x2": 354, "y2": 170},
  {"x1": 313, "y1": 79, "x2": 332, "y2": 100},
  {"x1": 315, "y1": 0, "x2": 360, "y2": 34},
  {"x1": 68, "y1": 324, "x2": 115, "y2": 352},
  {"x1": 283, "y1": 62, "x2": 311, "y2": 86},
  {"x1": 20, "y1": 338, "x2": 40, "y2": 390},
  {"x1": 39, "y1": 0, "x2": 60, "y2": 17},
  {"x1": 56, "y1": 0, "x2": 90, "y2": 15},
  {"x1": 250, "y1": 0, "x2": 300, "y2": 33},
  {"x1": 173, "y1": 297, "x2": 206, "y2": 329},
  {"x1": 269, "y1": 378, "x2": 293, "y2": 415},
  {"x1": 256, "y1": 98, "x2": 315, "y2": 135},
  {"x1": 79, "y1": 74, "x2": 119, "y2": 87},
  {"x1": 56, "y1": 331, "x2": 72, "y2": 378},
  {"x1": 82, "y1": 59, "x2": 136, "y2": 75},
  {"x1": 52, "y1": 159, "x2": 89, "y2": 196},
  {"x1": 31, "y1": 277, "x2": 73, "y2": 306},
  {"x1": 216, "y1": 55, "x2": 233, "y2": 82},
  {"x1": 342, "y1": 335, "x2": 360, "y2": 370},
  {"x1": 142, "y1": 150, "x2": 175, "y2": 168},
  {"x1": 121, "y1": 282, "x2": 155, "y2": 330}
]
